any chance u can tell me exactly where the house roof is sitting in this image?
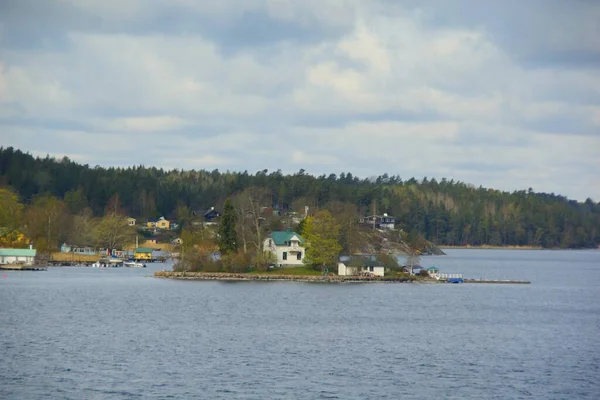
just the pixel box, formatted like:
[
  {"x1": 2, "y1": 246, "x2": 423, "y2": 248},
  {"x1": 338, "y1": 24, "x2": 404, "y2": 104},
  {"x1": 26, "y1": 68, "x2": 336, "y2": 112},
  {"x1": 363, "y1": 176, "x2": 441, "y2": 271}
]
[
  {"x1": 0, "y1": 248, "x2": 37, "y2": 257},
  {"x1": 427, "y1": 266, "x2": 439, "y2": 271},
  {"x1": 134, "y1": 247, "x2": 154, "y2": 253},
  {"x1": 345, "y1": 256, "x2": 384, "y2": 268},
  {"x1": 269, "y1": 231, "x2": 304, "y2": 246}
]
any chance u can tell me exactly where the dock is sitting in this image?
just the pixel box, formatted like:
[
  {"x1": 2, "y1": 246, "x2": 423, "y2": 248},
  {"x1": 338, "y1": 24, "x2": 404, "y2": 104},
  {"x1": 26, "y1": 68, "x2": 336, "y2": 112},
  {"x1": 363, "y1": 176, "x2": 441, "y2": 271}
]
[
  {"x1": 464, "y1": 279, "x2": 530, "y2": 284},
  {"x1": 0, "y1": 264, "x2": 47, "y2": 271}
]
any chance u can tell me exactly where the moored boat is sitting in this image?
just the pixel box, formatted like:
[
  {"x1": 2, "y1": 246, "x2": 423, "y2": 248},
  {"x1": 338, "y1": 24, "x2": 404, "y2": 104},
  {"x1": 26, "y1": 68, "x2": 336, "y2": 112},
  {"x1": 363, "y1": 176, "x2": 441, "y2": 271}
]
[{"x1": 124, "y1": 261, "x2": 146, "y2": 268}]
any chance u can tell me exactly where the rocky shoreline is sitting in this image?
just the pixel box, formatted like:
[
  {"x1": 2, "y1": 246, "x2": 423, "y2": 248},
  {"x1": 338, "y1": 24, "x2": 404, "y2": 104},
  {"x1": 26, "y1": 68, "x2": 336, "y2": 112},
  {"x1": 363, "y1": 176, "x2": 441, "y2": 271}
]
[{"x1": 154, "y1": 271, "x2": 428, "y2": 283}]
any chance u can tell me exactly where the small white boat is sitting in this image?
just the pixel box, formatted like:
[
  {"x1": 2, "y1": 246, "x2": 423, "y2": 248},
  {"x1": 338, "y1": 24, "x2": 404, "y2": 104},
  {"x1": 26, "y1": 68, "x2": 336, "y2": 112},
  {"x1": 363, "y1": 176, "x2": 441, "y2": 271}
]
[
  {"x1": 92, "y1": 258, "x2": 124, "y2": 268},
  {"x1": 124, "y1": 261, "x2": 146, "y2": 268}
]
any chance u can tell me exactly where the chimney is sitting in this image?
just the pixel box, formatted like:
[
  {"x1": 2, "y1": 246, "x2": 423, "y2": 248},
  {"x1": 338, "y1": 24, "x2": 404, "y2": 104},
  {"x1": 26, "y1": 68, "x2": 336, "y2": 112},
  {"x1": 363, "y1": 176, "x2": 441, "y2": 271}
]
[{"x1": 29, "y1": 243, "x2": 33, "y2": 250}]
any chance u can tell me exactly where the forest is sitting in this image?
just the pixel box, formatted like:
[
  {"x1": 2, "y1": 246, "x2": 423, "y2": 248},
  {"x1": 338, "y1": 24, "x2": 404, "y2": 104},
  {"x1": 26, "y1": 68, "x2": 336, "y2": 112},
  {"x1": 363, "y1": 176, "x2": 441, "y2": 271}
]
[{"x1": 1, "y1": 146, "x2": 599, "y2": 249}]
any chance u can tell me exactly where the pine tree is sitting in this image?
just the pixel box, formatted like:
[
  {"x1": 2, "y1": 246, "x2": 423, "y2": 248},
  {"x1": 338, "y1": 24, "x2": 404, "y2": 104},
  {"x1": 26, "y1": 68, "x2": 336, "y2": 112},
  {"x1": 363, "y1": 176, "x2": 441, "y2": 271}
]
[{"x1": 218, "y1": 199, "x2": 238, "y2": 255}]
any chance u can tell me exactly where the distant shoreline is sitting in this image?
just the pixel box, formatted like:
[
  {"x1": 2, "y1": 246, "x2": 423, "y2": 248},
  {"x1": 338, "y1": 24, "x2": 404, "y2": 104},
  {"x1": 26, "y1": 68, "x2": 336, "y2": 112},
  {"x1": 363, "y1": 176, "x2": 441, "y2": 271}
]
[{"x1": 440, "y1": 245, "x2": 543, "y2": 250}]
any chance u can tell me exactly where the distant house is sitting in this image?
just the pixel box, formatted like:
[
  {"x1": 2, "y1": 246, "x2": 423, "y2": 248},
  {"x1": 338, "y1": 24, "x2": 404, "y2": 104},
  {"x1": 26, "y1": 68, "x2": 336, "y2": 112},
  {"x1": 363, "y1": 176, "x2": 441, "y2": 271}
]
[
  {"x1": 146, "y1": 221, "x2": 157, "y2": 228},
  {"x1": 338, "y1": 256, "x2": 385, "y2": 277},
  {"x1": 0, "y1": 248, "x2": 37, "y2": 266},
  {"x1": 134, "y1": 247, "x2": 153, "y2": 261},
  {"x1": 359, "y1": 213, "x2": 395, "y2": 230},
  {"x1": 61, "y1": 244, "x2": 96, "y2": 255},
  {"x1": 171, "y1": 238, "x2": 183, "y2": 245},
  {"x1": 127, "y1": 217, "x2": 136, "y2": 227},
  {"x1": 156, "y1": 217, "x2": 170, "y2": 230},
  {"x1": 203, "y1": 207, "x2": 221, "y2": 222},
  {"x1": 263, "y1": 230, "x2": 305, "y2": 267},
  {"x1": 260, "y1": 207, "x2": 281, "y2": 217}
]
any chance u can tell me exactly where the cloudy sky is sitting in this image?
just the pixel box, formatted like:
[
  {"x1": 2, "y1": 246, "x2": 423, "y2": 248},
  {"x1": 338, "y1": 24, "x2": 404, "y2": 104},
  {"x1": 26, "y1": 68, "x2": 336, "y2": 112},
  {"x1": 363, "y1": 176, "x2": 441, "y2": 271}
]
[{"x1": 1, "y1": 1, "x2": 599, "y2": 201}]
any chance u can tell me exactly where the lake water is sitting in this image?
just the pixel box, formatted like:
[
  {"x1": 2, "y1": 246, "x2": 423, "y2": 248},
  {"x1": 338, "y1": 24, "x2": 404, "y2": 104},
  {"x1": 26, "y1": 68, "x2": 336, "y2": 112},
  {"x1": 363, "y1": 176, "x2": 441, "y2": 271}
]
[{"x1": 1, "y1": 249, "x2": 599, "y2": 399}]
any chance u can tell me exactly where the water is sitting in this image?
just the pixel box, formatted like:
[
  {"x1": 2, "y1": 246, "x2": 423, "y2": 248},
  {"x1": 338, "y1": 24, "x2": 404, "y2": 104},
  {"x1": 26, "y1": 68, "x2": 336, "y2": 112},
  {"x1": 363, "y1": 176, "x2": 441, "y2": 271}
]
[{"x1": 1, "y1": 250, "x2": 599, "y2": 399}]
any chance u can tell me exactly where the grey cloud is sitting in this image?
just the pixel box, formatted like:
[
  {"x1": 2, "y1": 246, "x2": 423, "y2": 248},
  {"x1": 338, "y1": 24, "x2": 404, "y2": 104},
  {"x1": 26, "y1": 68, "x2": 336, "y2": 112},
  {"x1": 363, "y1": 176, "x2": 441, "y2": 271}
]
[
  {"x1": 389, "y1": 0, "x2": 600, "y2": 70},
  {"x1": 0, "y1": 1, "x2": 349, "y2": 53},
  {"x1": 292, "y1": 110, "x2": 444, "y2": 129}
]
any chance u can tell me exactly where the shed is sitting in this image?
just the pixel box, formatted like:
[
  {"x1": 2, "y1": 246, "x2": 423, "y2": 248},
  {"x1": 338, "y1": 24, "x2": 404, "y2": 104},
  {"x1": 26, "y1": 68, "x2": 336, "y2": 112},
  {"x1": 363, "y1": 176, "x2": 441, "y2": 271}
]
[
  {"x1": 427, "y1": 266, "x2": 439, "y2": 275},
  {"x1": 134, "y1": 247, "x2": 154, "y2": 261},
  {"x1": 0, "y1": 248, "x2": 37, "y2": 265}
]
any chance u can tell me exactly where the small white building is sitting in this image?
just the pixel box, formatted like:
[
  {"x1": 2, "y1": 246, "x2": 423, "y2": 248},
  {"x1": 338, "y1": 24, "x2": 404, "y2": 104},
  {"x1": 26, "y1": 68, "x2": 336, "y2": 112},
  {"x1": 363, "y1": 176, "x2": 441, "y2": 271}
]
[
  {"x1": 263, "y1": 230, "x2": 305, "y2": 267},
  {"x1": 0, "y1": 248, "x2": 37, "y2": 265},
  {"x1": 338, "y1": 256, "x2": 385, "y2": 277}
]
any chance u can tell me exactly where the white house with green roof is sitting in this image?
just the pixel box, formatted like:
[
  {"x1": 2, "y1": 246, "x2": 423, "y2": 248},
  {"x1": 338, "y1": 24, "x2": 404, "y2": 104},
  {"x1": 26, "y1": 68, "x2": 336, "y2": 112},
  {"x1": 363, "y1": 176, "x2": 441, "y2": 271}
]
[
  {"x1": 263, "y1": 230, "x2": 305, "y2": 267},
  {"x1": 0, "y1": 248, "x2": 37, "y2": 265}
]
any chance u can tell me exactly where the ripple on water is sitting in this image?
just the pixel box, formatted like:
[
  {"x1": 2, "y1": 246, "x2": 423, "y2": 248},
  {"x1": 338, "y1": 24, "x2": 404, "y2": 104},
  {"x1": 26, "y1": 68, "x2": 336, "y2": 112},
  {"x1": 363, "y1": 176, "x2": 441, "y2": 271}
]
[{"x1": 1, "y1": 254, "x2": 600, "y2": 399}]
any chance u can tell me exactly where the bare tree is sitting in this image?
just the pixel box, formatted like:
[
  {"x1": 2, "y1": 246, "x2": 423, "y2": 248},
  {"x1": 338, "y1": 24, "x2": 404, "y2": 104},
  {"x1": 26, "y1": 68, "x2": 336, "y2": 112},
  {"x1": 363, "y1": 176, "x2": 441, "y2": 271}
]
[
  {"x1": 233, "y1": 187, "x2": 270, "y2": 254},
  {"x1": 94, "y1": 212, "x2": 135, "y2": 250},
  {"x1": 405, "y1": 250, "x2": 421, "y2": 275},
  {"x1": 69, "y1": 208, "x2": 95, "y2": 247}
]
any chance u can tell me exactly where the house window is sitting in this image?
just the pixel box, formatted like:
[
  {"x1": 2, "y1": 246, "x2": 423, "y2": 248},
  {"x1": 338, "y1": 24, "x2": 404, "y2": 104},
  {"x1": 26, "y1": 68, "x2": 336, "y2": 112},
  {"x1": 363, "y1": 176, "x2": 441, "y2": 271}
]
[
  {"x1": 297, "y1": 252, "x2": 302, "y2": 260},
  {"x1": 283, "y1": 252, "x2": 287, "y2": 260},
  {"x1": 369, "y1": 266, "x2": 374, "y2": 272}
]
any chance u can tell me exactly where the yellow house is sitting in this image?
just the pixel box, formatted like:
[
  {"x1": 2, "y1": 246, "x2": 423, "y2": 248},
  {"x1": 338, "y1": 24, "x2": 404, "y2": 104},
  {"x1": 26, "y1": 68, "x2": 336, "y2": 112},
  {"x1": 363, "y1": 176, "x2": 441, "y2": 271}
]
[
  {"x1": 156, "y1": 217, "x2": 170, "y2": 230},
  {"x1": 134, "y1": 247, "x2": 153, "y2": 261},
  {"x1": 146, "y1": 221, "x2": 156, "y2": 228}
]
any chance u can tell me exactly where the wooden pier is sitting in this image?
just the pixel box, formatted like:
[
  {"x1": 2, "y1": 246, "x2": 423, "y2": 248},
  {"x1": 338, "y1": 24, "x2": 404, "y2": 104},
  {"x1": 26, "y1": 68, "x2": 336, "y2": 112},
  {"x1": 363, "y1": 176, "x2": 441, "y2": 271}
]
[
  {"x1": 0, "y1": 264, "x2": 47, "y2": 271},
  {"x1": 464, "y1": 279, "x2": 531, "y2": 284}
]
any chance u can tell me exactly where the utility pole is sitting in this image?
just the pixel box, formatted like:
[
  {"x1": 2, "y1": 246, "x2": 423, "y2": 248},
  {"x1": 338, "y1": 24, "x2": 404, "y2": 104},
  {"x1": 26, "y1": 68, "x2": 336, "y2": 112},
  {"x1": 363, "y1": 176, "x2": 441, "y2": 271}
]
[{"x1": 372, "y1": 200, "x2": 377, "y2": 231}]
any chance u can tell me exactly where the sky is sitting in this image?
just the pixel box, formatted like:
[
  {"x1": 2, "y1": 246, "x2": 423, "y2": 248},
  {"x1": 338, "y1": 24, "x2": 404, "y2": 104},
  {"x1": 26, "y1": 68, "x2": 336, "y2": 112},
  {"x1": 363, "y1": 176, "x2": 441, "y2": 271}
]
[{"x1": 0, "y1": 0, "x2": 599, "y2": 201}]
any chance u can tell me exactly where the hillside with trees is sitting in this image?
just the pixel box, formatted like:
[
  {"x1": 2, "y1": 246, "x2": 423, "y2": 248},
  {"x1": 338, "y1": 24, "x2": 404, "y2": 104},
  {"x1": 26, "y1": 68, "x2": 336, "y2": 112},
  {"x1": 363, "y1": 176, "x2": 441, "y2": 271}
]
[{"x1": 1, "y1": 146, "x2": 599, "y2": 250}]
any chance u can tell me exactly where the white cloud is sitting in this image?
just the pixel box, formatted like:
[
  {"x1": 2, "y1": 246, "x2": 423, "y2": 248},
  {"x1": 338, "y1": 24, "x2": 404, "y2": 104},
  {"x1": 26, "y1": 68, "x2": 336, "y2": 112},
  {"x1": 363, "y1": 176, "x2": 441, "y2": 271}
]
[{"x1": 99, "y1": 116, "x2": 193, "y2": 133}]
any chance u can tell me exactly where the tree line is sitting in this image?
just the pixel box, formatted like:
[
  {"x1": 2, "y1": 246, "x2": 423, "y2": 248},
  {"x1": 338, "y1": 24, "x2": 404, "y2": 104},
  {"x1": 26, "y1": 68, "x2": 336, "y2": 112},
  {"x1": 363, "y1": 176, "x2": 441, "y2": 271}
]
[
  {"x1": 0, "y1": 186, "x2": 134, "y2": 253},
  {"x1": 1, "y1": 146, "x2": 599, "y2": 249}
]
